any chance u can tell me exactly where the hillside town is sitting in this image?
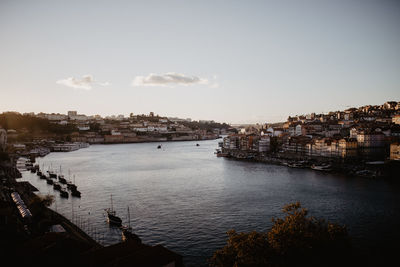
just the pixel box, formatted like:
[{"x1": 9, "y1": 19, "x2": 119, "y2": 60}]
[
  {"x1": 0, "y1": 111, "x2": 231, "y2": 156},
  {"x1": 219, "y1": 101, "x2": 400, "y2": 177}
]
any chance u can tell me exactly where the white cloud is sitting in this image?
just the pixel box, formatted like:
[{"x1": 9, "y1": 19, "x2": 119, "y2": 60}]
[
  {"x1": 131, "y1": 72, "x2": 209, "y2": 87},
  {"x1": 56, "y1": 75, "x2": 110, "y2": 90},
  {"x1": 210, "y1": 83, "x2": 220, "y2": 88}
]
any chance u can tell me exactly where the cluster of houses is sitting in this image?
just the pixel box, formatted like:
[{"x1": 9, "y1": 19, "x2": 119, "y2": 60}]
[
  {"x1": 18, "y1": 111, "x2": 225, "y2": 144},
  {"x1": 222, "y1": 101, "x2": 400, "y2": 161}
]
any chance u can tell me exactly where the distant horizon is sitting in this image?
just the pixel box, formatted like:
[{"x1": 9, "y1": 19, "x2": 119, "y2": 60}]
[
  {"x1": 1, "y1": 1, "x2": 399, "y2": 124},
  {"x1": 1, "y1": 99, "x2": 398, "y2": 125}
]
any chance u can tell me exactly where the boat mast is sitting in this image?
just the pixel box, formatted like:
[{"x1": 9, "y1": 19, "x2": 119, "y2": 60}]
[
  {"x1": 128, "y1": 206, "x2": 130, "y2": 228},
  {"x1": 110, "y1": 194, "x2": 113, "y2": 212}
]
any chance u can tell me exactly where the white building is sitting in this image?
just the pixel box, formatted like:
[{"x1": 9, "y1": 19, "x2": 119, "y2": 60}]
[
  {"x1": 45, "y1": 113, "x2": 68, "y2": 121},
  {"x1": 295, "y1": 125, "x2": 303, "y2": 136},
  {"x1": 258, "y1": 136, "x2": 271, "y2": 152},
  {"x1": 350, "y1": 128, "x2": 358, "y2": 139},
  {"x1": 111, "y1": 130, "x2": 121, "y2": 135},
  {"x1": 77, "y1": 125, "x2": 90, "y2": 131},
  {"x1": 69, "y1": 114, "x2": 88, "y2": 121}
]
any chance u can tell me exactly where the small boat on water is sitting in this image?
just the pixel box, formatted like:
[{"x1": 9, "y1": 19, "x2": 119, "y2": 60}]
[
  {"x1": 53, "y1": 182, "x2": 61, "y2": 191},
  {"x1": 58, "y1": 175, "x2": 67, "y2": 184},
  {"x1": 288, "y1": 163, "x2": 304, "y2": 168},
  {"x1": 157, "y1": 145, "x2": 162, "y2": 149},
  {"x1": 71, "y1": 188, "x2": 81, "y2": 197},
  {"x1": 196, "y1": 143, "x2": 200, "y2": 146},
  {"x1": 48, "y1": 171, "x2": 57, "y2": 178},
  {"x1": 67, "y1": 181, "x2": 77, "y2": 191},
  {"x1": 105, "y1": 194, "x2": 122, "y2": 226},
  {"x1": 311, "y1": 164, "x2": 332, "y2": 172},
  {"x1": 121, "y1": 206, "x2": 141, "y2": 243},
  {"x1": 60, "y1": 188, "x2": 69, "y2": 198},
  {"x1": 68, "y1": 174, "x2": 80, "y2": 196},
  {"x1": 215, "y1": 149, "x2": 229, "y2": 157}
]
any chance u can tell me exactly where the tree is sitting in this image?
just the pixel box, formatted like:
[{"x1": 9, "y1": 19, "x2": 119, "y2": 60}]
[
  {"x1": 210, "y1": 202, "x2": 351, "y2": 267},
  {"x1": 267, "y1": 202, "x2": 350, "y2": 266},
  {"x1": 209, "y1": 230, "x2": 271, "y2": 267}
]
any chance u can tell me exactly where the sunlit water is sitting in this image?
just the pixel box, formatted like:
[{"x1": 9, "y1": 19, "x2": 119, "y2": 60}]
[{"x1": 19, "y1": 139, "x2": 400, "y2": 266}]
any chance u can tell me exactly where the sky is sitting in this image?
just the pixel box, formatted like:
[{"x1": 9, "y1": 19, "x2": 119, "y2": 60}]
[{"x1": 0, "y1": 0, "x2": 399, "y2": 124}]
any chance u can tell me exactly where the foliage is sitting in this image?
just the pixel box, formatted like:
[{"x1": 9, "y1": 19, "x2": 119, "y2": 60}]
[
  {"x1": 30, "y1": 194, "x2": 55, "y2": 208},
  {"x1": 210, "y1": 202, "x2": 351, "y2": 267},
  {"x1": 267, "y1": 202, "x2": 350, "y2": 266},
  {"x1": 0, "y1": 112, "x2": 76, "y2": 135},
  {"x1": 210, "y1": 230, "x2": 271, "y2": 267},
  {"x1": 182, "y1": 121, "x2": 231, "y2": 131}
]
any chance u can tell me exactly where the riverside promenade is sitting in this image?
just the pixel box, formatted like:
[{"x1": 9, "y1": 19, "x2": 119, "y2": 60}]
[{"x1": 0, "y1": 154, "x2": 183, "y2": 267}]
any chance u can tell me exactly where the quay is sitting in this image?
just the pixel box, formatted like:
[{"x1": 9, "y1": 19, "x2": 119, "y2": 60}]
[
  {"x1": 0, "y1": 154, "x2": 183, "y2": 267},
  {"x1": 218, "y1": 147, "x2": 400, "y2": 179}
]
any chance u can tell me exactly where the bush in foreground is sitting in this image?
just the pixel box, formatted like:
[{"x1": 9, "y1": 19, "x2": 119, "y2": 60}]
[{"x1": 210, "y1": 202, "x2": 351, "y2": 267}]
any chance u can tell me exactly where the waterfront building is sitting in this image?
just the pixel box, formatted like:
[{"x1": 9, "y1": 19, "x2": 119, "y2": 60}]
[
  {"x1": 283, "y1": 136, "x2": 311, "y2": 155},
  {"x1": 295, "y1": 124, "x2": 303, "y2": 136},
  {"x1": 350, "y1": 127, "x2": 358, "y2": 139},
  {"x1": 338, "y1": 138, "x2": 358, "y2": 158},
  {"x1": 288, "y1": 125, "x2": 296, "y2": 136},
  {"x1": 357, "y1": 130, "x2": 385, "y2": 148},
  {"x1": 111, "y1": 130, "x2": 122, "y2": 135},
  {"x1": 259, "y1": 136, "x2": 271, "y2": 153},
  {"x1": 104, "y1": 135, "x2": 124, "y2": 143},
  {"x1": 392, "y1": 115, "x2": 400, "y2": 125},
  {"x1": 390, "y1": 143, "x2": 400, "y2": 160}
]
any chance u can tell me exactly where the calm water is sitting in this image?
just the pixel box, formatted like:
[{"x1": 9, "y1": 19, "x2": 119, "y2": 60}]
[{"x1": 19, "y1": 139, "x2": 400, "y2": 266}]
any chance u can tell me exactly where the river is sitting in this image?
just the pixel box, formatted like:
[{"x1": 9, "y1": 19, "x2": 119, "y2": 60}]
[{"x1": 19, "y1": 139, "x2": 400, "y2": 266}]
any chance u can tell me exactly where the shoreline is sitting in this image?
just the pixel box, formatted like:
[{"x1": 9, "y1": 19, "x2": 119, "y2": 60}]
[
  {"x1": 1, "y1": 154, "x2": 183, "y2": 266},
  {"x1": 218, "y1": 149, "x2": 400, "y2": 179}
]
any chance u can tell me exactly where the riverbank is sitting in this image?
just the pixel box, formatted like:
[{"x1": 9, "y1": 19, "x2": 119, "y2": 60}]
[
  {"x1": 24, "y1": 140, "x2": 400, "y2": 266},
  {"x1": 1, "y1": 154, "x2": 183, "y2": 267},
  {"x1": 219, "y1": 148, "x2": 400, "y2": 179}
]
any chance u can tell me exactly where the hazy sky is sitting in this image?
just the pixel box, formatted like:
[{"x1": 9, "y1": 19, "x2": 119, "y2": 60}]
[{"x1": 1, "y1": 0, "x2": 399, "y2": 123}]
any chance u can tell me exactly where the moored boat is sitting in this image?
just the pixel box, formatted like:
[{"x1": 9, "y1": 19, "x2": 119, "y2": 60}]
[
  {"x1": 48, "y1": 170, "x2": 57, "y2": 178},
  {"x1": 58, "y1": 175, "x2": 67, "y2": 184},
  {"x1": 121, "y1": 206, "x2": 141, "y2": 243},
  {"x1": 60, "y1": 188, "x2": 69, "y2": 198},
  {"x1": 53, "y1": 182, "x2": 61, "y2": 191},
  {"x1": 67, "y1": 181, "x2": 77, "y2": 191},
  {"x1": 311, "y1": 164, "x2": 332, "y2": 172},
  {"x1": 105, "y1": 194, "x2": 122, "y2": 226},
  {"x1": 71, "y1": 188, "x2": 81, "y2": 197}
]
